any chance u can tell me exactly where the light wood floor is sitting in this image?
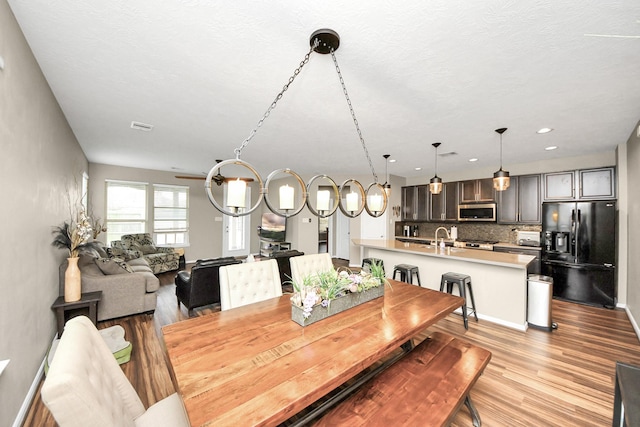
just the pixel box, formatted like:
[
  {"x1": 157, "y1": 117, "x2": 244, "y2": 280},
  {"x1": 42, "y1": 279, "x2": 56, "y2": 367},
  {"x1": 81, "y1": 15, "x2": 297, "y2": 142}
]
[{"x1": 24, "y1": 264, "x2": 640, "y2": 426}]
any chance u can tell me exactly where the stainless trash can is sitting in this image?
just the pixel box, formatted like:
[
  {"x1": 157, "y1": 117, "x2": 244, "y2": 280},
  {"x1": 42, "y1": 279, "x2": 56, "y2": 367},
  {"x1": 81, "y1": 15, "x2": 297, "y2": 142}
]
[{"x1": 527, "y1": 274, "x2": 557, "y2": 331}]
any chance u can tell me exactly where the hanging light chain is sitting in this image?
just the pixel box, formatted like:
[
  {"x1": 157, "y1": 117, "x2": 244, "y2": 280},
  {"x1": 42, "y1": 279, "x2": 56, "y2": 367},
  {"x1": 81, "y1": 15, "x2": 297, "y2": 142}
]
[
  {"x1": 233, "y1": 41, "x2": 318, "y2": 158},
  {"x1": 330, "y1": 50, "x2": 378, "y2": 183},
  {"x1": 499, "y1": 133, "x2": 504, "y2": 169}
]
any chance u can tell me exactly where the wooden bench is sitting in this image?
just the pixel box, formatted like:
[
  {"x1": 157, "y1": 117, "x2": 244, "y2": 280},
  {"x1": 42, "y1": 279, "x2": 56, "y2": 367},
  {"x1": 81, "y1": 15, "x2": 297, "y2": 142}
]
[{"x1": 314, "y1": 332, "x2": 492, "y2": 426}]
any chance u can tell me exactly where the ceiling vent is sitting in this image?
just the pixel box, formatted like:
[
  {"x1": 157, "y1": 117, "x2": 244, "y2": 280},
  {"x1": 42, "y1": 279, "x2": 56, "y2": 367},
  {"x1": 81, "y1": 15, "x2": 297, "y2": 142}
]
[
  {"x1": 130, "y1": 121, "x2": 154, "y2": 131},
  {"x1": 439, "y1": 151, "x2": 458, "y2": 157}
]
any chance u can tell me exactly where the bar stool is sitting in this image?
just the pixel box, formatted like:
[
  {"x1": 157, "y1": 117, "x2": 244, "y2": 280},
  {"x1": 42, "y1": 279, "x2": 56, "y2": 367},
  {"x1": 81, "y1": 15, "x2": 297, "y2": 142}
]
[
  {"x1": 440, "y1": 272, "x2": 478, "y2": 329},
  {"x1": 362, "y1": 258, "x2": 385, "y2": 274},
  {"x1": 392, "y1": 264, "x2": 421, "y2": 286}
]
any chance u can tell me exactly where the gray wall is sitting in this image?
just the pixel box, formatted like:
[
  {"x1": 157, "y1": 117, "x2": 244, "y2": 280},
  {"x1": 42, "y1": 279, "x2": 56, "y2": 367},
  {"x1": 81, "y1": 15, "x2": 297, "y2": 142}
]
[
  {"x1": 0, "y1": 2, "x2": 89, "y2": 424},
  {"x1": 626, "y1": 122, "x2": 640, "y2": 329}
]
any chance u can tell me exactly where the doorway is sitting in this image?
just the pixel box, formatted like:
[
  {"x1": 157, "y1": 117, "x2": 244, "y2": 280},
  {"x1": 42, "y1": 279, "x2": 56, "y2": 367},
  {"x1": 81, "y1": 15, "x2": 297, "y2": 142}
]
[
  {"x1": 222, "y1": 186, "x2": 251, "y2": 258},
  {"x1": 318, "y1": 216, "x2": 329, "y2": 253}
]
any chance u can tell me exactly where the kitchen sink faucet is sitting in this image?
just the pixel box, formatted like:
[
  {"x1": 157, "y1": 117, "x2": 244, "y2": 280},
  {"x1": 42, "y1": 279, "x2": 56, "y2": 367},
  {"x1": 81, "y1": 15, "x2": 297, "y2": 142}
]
[{"x1": 434, "y1": 227, "x2": 451, "y2": 244}]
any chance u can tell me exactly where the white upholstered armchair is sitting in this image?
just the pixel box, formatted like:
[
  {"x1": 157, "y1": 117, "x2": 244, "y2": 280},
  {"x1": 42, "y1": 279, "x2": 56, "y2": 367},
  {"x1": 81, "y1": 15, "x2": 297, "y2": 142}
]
[
  {"x1": 218, "y1": 259, "x2": 283, "y2": 311},
  {"x1": 41, "y1": 316, "x2": 190, "y2": 427},
  {"x1": 289, "y1": 252, "x2": 334, "y2": 285}
]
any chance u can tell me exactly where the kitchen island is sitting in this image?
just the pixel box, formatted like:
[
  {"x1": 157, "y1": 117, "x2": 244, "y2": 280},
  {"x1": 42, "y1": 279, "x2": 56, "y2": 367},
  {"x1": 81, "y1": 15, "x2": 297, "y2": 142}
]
[{"x1": 353, "y1": 239, "x2": 536, "y2": 330}]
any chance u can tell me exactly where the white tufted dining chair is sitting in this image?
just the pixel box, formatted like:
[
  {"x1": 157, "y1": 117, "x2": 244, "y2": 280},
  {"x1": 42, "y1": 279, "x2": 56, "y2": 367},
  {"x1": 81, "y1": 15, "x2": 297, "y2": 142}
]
[
  {"x1": 218, "y1": 259, "x2": 283, "y2": 311},
  {"x1": 41, "y1": 316, "x2": 190, "y2": 427},
  {"x1": 290, "y1": 252, "x2": 334, "y2": 285}
]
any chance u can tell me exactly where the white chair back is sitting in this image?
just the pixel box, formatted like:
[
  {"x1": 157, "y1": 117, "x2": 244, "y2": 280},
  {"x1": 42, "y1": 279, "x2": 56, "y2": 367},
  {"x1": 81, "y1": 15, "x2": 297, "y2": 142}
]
[
  {"x1": 219, "y1": 259, "x2": 283, "y2": 311},
  {"x1": 290, "y1": 253, "x2": 334, "y2": 285},
  {"x1": 41, "y1": 316, "x2": 189, "y2": 427}
]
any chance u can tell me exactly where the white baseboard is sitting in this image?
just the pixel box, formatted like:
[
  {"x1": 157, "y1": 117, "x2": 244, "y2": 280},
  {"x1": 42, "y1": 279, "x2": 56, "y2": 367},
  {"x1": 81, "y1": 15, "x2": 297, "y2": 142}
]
[
  {"x1": 12, "y1": 334, "x2": 55, "y2": 427},
  {"x1": 450, "y1": 309, "x2": 528, "y2": 332},
  {"x1": 626, "y1": 307, "x2": 640, "y2": 342}
]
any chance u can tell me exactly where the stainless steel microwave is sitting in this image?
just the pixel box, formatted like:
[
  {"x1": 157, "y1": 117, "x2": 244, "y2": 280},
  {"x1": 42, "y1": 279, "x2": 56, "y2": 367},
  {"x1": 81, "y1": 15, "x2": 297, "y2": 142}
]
[{"x1": 458, "y1": 203, "x2": 497, "y2": 222}]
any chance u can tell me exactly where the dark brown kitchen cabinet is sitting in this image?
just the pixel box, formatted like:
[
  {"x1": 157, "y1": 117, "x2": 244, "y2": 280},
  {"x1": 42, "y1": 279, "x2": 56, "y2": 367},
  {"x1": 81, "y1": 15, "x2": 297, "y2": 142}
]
[
  {"x1": 497, "y1": 174, "x2": 541, "y2": 224},
  {"x1": 543, "y1": 167, "x2": 616, "y2": 201},
  {"x1": 429, "y1": 182, "x2": 459, "y2": 222},
  {"x1": 401, "y1": 185, "x2": 429, "y2": 221},
  {"x1": 459, "y1": 178, "x2": 494, "y2": 203}
]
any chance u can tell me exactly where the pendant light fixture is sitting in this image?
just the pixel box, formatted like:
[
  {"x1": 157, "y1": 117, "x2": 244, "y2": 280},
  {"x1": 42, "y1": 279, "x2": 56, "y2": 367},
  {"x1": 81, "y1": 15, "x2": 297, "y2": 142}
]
[
  {"x1": 383, "y1": 154, "x2": 391, "y2": 197},
  {"x1": 429, "y1": 142, "x2": 443, "y2": 194},
  {"x1": 204, "y1": 29, "x2": 387, "y2": 218},
  {"x1": 493, "y1": 127, "x2": 510, "y2": 191}
]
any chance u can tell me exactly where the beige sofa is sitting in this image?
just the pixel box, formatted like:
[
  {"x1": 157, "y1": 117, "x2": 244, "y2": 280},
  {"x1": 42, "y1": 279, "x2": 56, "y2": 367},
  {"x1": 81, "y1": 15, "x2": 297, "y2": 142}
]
[{"x1": 59, "y1": 254, "x2": 159, "y2": 321}]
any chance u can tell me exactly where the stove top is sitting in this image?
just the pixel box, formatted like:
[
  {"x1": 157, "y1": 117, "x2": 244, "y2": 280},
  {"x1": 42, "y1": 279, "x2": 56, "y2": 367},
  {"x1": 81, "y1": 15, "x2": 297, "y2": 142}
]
[{"x1": 459, "y1": 239, "x2": 498, "y2": 244}]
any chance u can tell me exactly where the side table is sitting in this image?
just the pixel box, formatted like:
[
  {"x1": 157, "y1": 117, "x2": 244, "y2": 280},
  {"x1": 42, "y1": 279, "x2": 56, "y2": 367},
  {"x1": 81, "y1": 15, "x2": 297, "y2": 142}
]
[
  {"x1": 51, "y1": 291, "x2": 102, "y2": 337},
  {"x1": 613, "y1": 361, "x2": 640, "y2": 427}
]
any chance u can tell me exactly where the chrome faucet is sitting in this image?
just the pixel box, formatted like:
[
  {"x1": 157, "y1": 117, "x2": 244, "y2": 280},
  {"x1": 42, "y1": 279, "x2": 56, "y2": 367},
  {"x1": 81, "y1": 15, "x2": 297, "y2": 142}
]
[{"x1": 434, "y1": 227, "x2": 450, "y2": 244}]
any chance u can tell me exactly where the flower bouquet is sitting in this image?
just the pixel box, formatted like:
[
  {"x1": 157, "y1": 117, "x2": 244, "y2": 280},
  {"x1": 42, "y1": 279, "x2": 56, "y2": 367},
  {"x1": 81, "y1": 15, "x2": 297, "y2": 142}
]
[
  {"x1": 51, "y1": 209, "x2": 101, "y2": 258},
  {"x1": 290, "y1": 261, "x2": 388, "y2": 326},
  {"x1": 52, "y1": 208, "x2": 103, "y2": 302}
]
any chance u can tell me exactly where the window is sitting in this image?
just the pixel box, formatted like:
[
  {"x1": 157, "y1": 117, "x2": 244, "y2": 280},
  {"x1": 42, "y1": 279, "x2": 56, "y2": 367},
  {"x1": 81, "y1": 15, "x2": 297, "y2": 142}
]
[
  {"x1": 81, "y1": 172, "x2": 89, "y2": 214},
  {"x1": 153, "y1": 184, "x2": 189, "y2": 246},
  {"x1": 105, "y1": 180, "x2": 147, "y2": 244}
]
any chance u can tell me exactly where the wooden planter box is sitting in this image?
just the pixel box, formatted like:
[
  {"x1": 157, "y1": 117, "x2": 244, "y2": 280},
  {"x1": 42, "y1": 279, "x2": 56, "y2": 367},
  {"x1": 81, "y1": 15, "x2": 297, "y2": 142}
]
[{"x1": 291, "y1": 286, "x2": 384, "y2": 326}]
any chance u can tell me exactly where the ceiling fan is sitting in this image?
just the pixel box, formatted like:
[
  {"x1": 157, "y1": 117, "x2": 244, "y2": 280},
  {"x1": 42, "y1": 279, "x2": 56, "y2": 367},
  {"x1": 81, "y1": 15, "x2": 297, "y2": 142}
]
[
  {"x1": 175, "y1": 160, "x2": 255, "y2": 186},
  {"x1": 584, "y1": 20, "x2": 640, "y2": 39}
]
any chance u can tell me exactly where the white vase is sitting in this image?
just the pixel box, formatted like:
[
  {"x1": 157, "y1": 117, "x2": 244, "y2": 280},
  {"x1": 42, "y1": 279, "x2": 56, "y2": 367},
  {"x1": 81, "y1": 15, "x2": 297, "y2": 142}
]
[{"x1": 64, "y1": 257, "x2": 82, "y2": 302}]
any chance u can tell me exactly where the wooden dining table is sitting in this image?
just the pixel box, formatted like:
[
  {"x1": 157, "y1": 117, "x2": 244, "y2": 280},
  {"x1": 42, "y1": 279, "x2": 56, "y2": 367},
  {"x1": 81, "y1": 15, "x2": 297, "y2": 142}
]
[{"x1": 162, "y1": 279, "x2": 463, "y2": 427}]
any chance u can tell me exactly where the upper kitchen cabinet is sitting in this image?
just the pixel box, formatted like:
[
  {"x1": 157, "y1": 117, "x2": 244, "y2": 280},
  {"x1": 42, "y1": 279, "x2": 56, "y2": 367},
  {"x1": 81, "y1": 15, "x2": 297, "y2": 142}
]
[
  {"x1": 429, "y1": 182, "x2": 459, "y2": 222},
  {"x1": 543, "y1": 171, "x2": 575, "y2": 200},
  {"x1": 401, "y1": 185, "x2": 430, "y2": 221},
  {"x1": 497, "y1": 174, "x2": 541, "y2": 224},
  {"x1": 578, "y1": 167, "x2": 616, "y2": 199},
  {"x1": 459, "y1": 178, "x2": 495, "y2": 203},
  {"x1": 543, "y1": 167, "x2": 616, "y2": 201}
]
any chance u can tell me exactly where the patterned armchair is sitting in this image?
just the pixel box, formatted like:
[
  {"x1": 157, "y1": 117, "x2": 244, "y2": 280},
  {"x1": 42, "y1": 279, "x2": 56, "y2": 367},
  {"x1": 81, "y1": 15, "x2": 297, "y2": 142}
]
[{"x1": 111, "y1": 233, "x2": 179, "y2": 274}]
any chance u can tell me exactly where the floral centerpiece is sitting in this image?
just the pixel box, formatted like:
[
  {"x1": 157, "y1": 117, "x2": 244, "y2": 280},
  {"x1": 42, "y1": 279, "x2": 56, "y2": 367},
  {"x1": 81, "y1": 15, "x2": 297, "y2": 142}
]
[
  {"x1": 290, "y1": 261, "x2": 388, "y2": 326},
  {"x1": 52, "y1": 208, "x2": 102, "y2": 302},
  {"x1": 51, "y1": 209, "x2": 99, "y2": 257}
]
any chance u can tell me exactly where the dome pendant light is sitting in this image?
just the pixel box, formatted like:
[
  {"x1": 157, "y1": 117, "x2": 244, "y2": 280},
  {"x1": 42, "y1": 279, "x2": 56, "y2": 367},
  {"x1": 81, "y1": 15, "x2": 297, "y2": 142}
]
[
  {"x1": 383, "y1": 154, "x2": 391, "y2": 197},
  {"x1": 493, "y1": 128, "x2": 510, "y2": 191},
  {"x1": 429, "y1": 142, "x2": 443, "y2": 195}
]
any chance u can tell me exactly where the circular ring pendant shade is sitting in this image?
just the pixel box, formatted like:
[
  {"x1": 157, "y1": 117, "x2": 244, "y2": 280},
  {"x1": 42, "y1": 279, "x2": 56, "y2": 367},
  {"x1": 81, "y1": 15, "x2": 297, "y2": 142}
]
[
  {"x1": 264, "y1": 168, "x2": 308, "y2": 217},
  {"x1": 338, "y1": 179, "x2": 366, "y2": 218},
  {"x1": 306, "y1": 175, "x2": 340, "y2": 218},
  {"x1": 204, "y1": 159, "x2": 264, "y2": 217},
  {"x1": 364, "y1": 182, "x2": 388, "y2": 218}
]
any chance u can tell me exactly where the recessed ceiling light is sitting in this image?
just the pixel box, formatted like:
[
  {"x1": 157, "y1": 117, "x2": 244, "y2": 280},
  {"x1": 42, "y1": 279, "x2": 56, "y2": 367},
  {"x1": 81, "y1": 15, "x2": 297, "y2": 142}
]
[
  {"x1": 389, "y1": 159, "x2": 397, "y2": 163},
  {"x1": 414, "y1": 167, "x2": 422, "y2": 171},
  {"x1": 537, "y1": 128, "x2": 553, "y2": 134},
  {"x1": 469, "y1": 158, "x2": 478, "y2": 162},
  {"x1": 545, "y1": 146, "x2": 558, "y2": 151}
]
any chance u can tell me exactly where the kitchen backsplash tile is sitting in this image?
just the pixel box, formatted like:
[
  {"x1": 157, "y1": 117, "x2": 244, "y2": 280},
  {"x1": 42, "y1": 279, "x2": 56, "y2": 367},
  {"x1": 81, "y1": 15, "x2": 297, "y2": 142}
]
[{"x1": 395, "y1": 222, "x2": 541, "y2": 244}]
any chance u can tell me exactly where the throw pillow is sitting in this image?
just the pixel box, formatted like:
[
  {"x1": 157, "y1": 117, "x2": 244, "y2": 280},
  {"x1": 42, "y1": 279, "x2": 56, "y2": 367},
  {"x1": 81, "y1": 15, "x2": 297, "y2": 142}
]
[
  {"x1": 95, "y1": 244, "x2": 109, "y2": 259},
  {"x1": 95, "y1": 257, "x2": 134, "y2": 275},
  {"x1": 140, "y1": 244, "x2": 157, "y2": 254}
]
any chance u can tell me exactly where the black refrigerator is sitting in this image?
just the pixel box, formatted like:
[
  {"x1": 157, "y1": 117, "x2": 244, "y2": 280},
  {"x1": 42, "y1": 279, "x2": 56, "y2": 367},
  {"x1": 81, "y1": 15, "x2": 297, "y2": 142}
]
[{"x1": 541, "y1": 201, "x2": 617, "y2": 308}]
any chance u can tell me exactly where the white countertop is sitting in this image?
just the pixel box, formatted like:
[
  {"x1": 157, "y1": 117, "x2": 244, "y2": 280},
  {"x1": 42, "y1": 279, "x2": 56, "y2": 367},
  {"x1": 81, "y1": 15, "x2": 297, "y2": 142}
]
[{"x1": 354, "y1": 239, "x2": 535, "y2": 269}]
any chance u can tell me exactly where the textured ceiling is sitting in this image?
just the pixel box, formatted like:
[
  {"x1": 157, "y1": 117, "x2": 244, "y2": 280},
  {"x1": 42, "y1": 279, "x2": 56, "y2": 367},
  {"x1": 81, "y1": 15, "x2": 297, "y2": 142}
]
[{"x1": 7, "y1": 1, "x2": 640, "y2": 182}]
